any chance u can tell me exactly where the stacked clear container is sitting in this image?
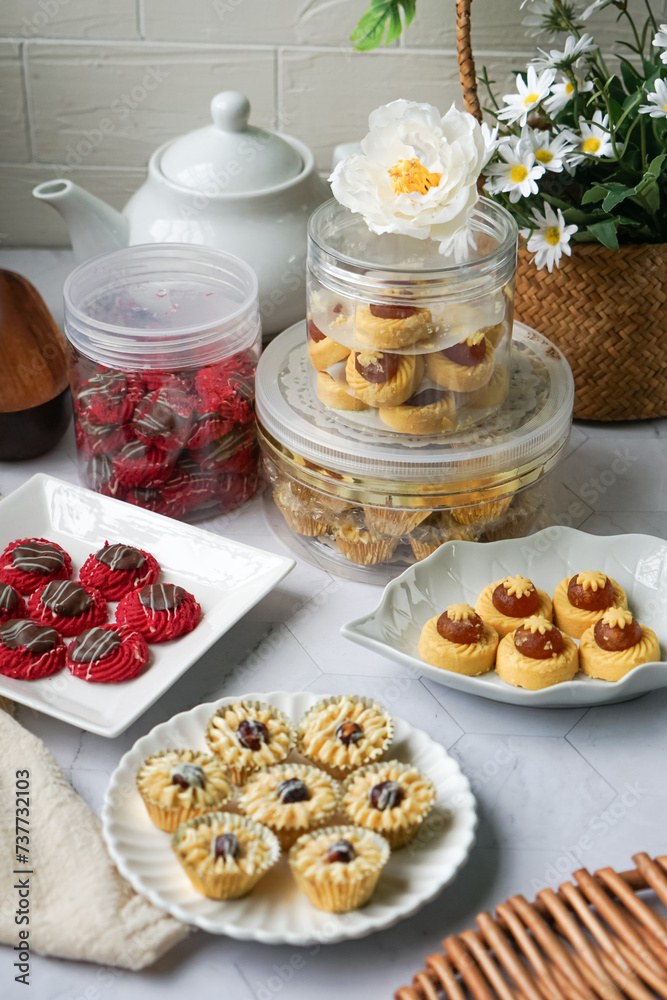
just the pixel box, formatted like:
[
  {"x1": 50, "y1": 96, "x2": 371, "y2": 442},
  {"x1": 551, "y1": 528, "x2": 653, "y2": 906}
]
[
  {"x1": 306, "y1": 198, "x2": 517, "y2": 435},
  {"x1": 64, "y1": 244, "x2": 261, "y2": 521}
]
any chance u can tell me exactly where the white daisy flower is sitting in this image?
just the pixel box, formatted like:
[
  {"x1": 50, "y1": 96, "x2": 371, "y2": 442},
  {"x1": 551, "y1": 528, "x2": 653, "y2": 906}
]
[
  {"x1": 481, "y1": 121, "x2": 501, "y2": 167},
  {"x1": 438, "y1": 223, "x2": 478, "y2": 262},
  {"x1": 639, "y1": 78, "x2": 667, "y2": 118},
  {"x1": 485, "y1": 140, "x2": 546, "y2": 203},
  {"x1": 497, "y1": 66, "x2": 557, "y2": 127},
  {"x1": 581, "y1": 0, "x2": 612, "y2": 19},
  {"x1": 544, "y1": 73, "x2": 594, "y2": 116},
  {"x1": 520, "y1": 202, "x2": 578, "y2": 272},
  {"x1": 652, "y1": 24, "x2": 667, "y2": 64},
  {"x1": 531, "y1": 34, "x2": 597, "y2": 71},
  {"x1": 564, "y1": 110, "x2": 614, "y2": 164},
  {"x1": 522, "y1": 0, "x2": 560, "y2": 37},
  {"x1": 520, "y1": 125, "x2": 575, "y2": 172}
]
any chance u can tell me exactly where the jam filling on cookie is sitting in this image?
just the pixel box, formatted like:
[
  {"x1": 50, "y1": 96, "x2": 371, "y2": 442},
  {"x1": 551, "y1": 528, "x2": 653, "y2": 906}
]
[
  {"x1": 69, "y1": 627, "x2": 120, "y2": 663},
  {"x1": 41, "y1": 581, "x2": 93, "y2": 617},
  {"x1": 354, "y1": 351, "x2": 401, "y2": 384},
  {"x1": 404, "y1": 387, "x2": 449, "y2": 408},
  {"x1": 514, "y1": 617, "x2": 564, "y2": 660},
  {"x1": 440, "y1": 337, "x2": 486, "y2": 367},
  {"x1": 138, "y1": 584, "x2": 185, "y2": 613},
  {"x1": 326, "y1": 839, "x2": 357, "y2": 863},
  {"x1": 369, "y1": 303, "x2": 418, "y2": 320},
  {"x1": 335, "y1": 721, "x2": 364, "y2": 746},
  {"x1": 12, "y1": 541, "x2": 64, "y2": 574},
  {"x1": 594, "y1": 608, "x2": 642, "y2": 651},
  {"x1": 307, "y1": 319, "x2": 326, "y2": 343},
  {"x1": 0, "y1": 584, "x2": 20, "y2": 615},
  {"x1": 213, "y1": 832, "x2": 241, "y2": 860},
  {"x1": 0, "y1": 619, "x2": 59, "y2": 653},
  {"x1": 437, "y1": 604, "x2": 484, "y2": 644},
  {"x1": 492, "y1": 576, "x2": 540, "y2": 617},
  {"x1": 170, "y1": 763, "x2": 206, "y2": 789},
  {"x1": 97, "y1": 543, "x2": 145, "y2": 571},
  {"x1": 369, "y1": 780, "x2": 405, "y2": 811},
  {"x1": 276, "y1": 778, "x2": 310, "y2": 803},
  {"x1": 237, "y1": 718, "x2": 270, "y2": 751},
  {"x1": 567, "y1": 572, "x2": 614, "y2": 611}
]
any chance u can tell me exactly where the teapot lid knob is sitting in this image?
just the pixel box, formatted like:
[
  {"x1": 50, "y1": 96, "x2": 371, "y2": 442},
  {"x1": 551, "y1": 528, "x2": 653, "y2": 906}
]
[{"x1": 211, "y1": 91, "x2": 251, "y2": 133}]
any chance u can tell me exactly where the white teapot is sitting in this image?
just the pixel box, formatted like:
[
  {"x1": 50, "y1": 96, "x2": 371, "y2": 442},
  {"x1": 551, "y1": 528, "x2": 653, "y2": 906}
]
[{"x1": 33, "y1": 92, "x2": 330, "y2": 335}]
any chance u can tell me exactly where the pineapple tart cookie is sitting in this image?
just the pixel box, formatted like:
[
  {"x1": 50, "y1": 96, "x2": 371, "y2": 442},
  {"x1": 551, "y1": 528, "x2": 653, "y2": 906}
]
[
  {"x1": 579, "y1": 608, "x2": 660, "y2": 682},
  {"x1": 345, "y1": 350, "x2": 424, "y2": 408},
  {"x1": 426, "y1": 333, "x2": 495, "y2": 393},
  {"x1": 289, "y1": 825, "x2": 390, "y2": 912},
  {"x1": 307, "y1": 318, "x2": 350, "y2": 371},
  {"x1": 552, "y1": 570, "x2": 628, "y2": 639},
  {"x1": 172, "y1": 812, "x2": 280, "y2": 900},
  {"x1": 379, "y1": 386, "x2": 456, "y2": 435},
  {"x1": 418, "y1": 603, "x2": 499, "y2": 676},
  {"x1": 297, "y1": 695, "x2": 394, "y2": 780},
  {"x1": 136, "y1": 748, "x2": 232, "y2": 832},
  {"x1": 354, "y1": 302, "x2": 433, "y2": 350},
  {"x1": 496, "y1": 615, "x2": 578, "y2": 690},
  {"x1": 205, "y1": 699, "x2": 296, "y2": 784},
  {"x1": 237, "y1": 762, "x2": 339, "y2": 849},
  {"x1": 476, "y1": 575, "x2": 552, "y2": 638},
  {"x1": 341, "y1": 760, "x2": 436, "y2": 849}
]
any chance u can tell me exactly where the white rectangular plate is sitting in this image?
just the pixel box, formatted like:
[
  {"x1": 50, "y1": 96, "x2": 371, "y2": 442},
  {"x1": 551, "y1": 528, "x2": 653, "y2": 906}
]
[
  {"x1": 342, "y1": 527, "x2": 667, "y2": 708},
  {"x1": 0, "y1": 474, "x2": 294, "y2": 736}
]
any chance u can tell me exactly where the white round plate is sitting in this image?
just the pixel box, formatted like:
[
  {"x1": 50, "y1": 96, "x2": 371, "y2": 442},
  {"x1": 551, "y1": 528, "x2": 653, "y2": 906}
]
[{"x1": 101, "y1": 690, "x2": 477, "y2": 945}]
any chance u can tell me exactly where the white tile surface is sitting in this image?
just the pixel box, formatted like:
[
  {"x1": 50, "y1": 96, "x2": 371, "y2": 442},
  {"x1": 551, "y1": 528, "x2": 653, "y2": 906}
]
[{"x1": 0, "y1": 247, "x2": 667, "y2": 998}]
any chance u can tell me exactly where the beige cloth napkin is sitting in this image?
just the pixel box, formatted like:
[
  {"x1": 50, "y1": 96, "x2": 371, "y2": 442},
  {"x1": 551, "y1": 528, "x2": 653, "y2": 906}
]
[{"x1": 0, "y1": 700, "x2": 189, "y2": 968}]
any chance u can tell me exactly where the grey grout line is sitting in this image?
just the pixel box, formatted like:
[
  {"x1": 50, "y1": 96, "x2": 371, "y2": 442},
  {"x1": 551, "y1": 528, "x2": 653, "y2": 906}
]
[
  {"x1": 564, "y1": 734, "x2": 620, "y2": 799},
  {"x1": 136, "y1": 0, "x2": 146, "y2": 41},
  {"x1": 275, "y1": 46, "x2": 282, "y2": 130},
  {"x1": 18, "y1": 42, "x2": 36, "y2": 162},
  {"x1": 563, "y1": 706, "x2": 591, "y2": 738}
]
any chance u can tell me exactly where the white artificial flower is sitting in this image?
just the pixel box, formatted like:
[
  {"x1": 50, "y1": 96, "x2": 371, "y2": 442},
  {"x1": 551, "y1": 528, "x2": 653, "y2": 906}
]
[
  {"x1": 485, "y1": 140, "x2": 546, "y2": 202},
  {"x1": 652, "y1": 24, "x2": 667, "y2": 64},
  {"x1": 329, "y1": 99, "x2": 486, "y2": 253},
  {"x1": 544, "y1": 73, "x2": 594, "y2": 116},
  {"x1": 531, "y1": 33, "x2": 596, "y2": 71},
  {"x1": 639, "y1": 78, "x2": 667, "y2": 118},
  {"x1": 580, "y1": 0, "x2": 612, "y2": 19},
  {"x1": 438, "y1": 223, "x2": 478, "y2": 263},
  {"x1": 497, "y1": 66, "x2": 557, "y2": 127},
  {"x1": 520, "y1": 125, "x2": 575, "y2": 172},
  {"x1": 522, "y1": 0, "x2": 558, "y2": 37},
  {"x1": 564, "y1": 110, "x2": 614, "y2": 164},
  {"x1": 520, "y1": 202, "x2": 578, "y2": 272},
  {"x1": 481, "y1": 121, "x2": 501, "y2": 167}
]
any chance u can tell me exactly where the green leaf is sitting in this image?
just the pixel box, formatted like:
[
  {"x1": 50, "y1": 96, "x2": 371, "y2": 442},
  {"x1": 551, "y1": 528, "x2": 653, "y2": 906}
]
[
  {"x1": 581, "y1": 186, "x2": 606, "y2": 205},
  {"x1": 619, "y1": 57, "x2": 642, "y2": 94},
  {"x1": 602, "y1": 181, "x2": 637, "y2": 212},
  {"x1": 350, "y1": 0, "x2": 415, "y2": 50},
  {"x1": 587, "y1": 219, "x2": 619, "y2": 249}
]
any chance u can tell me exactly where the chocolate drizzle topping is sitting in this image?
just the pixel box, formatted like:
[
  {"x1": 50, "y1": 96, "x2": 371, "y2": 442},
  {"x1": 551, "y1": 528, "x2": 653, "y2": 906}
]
[
  {"x1": 0, "y1": 584, "x2": 20, "y2": 615},
  {"x1": 41, "y1": 580, "x2": 93, "y2": 617},
  {"x1": 138, "y1": 584, "x2": 185, "y2": 613},
  {"x1": 12, "y1": 541, "x2": 64, "y2": 574},
  {"x1": 134, "y1": 393, "x2": 188, "y2": 438},
  {"x1": 0, "y1": 619, "x2": 59, "y2": 653},
  {"x1": 97, "y1": 543, "x2": 146, "y2": 572},
  {"x1": 69, "y1": 627, "x2": 121, "y2": 663}
]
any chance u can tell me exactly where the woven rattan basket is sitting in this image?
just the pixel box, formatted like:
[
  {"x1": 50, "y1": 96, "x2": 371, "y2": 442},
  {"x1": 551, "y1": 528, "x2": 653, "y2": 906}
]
[
  {"x1": 456, "y1": 0, "x2": 667, "y2": 422},
  {"x1": 395, "y1": 852, "x2": 667, "y2": 999}
]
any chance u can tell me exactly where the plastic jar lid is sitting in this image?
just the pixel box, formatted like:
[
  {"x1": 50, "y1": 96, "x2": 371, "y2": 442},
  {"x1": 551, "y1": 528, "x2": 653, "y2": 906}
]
[
  {"x1": 64, "y1": 243, "x2": 260, "y2": 370},
  {"x1": 256, "y1": 321, "x2": 574, "y2": 498},
  {"x1": 308, "y1": 197, "x2": 517, "y2": 307}
]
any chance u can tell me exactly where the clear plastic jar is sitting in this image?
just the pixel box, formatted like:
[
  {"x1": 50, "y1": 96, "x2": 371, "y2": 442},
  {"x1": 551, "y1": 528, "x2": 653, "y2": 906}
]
[
  {"x1": 256, "y1": 321, "x2": 574, "y2": 583},
  {"x1": 64, "y1": 244, "x2": 261, "y2": 520},
  {"x1": 306, "y1": 197, "x2": 517, "y2": 435}
]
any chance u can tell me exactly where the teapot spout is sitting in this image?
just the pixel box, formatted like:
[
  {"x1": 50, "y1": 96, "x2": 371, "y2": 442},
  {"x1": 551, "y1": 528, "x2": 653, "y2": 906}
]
[{"x1": 33, "y1": 179, "x2": 129, "y2": 263}]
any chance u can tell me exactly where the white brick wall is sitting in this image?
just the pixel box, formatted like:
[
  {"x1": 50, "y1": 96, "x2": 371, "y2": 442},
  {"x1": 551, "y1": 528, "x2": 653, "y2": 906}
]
[{"x1": 0, "y1": 0, "x2": 654, "y2": 246}]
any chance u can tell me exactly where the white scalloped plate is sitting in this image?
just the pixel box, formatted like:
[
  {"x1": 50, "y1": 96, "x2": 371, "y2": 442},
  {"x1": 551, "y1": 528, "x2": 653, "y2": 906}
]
[
  {"x1": 101, "y1": 690, "x2": 477, "y2": 945},
  {"x1": 342, "y1": 527, "x2": 667, "y2": 708}
]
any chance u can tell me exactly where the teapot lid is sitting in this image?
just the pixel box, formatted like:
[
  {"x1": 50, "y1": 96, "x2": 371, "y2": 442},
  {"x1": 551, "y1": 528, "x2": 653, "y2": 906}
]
[{"x1": 160, "y1": 91, "x2": 303, "y2": 194}]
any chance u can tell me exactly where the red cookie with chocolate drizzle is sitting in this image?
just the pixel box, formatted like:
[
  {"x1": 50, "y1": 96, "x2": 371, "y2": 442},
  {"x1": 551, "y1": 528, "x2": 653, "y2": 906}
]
[
  {"x1": 79, "y1": 542, "x2": 160, "y2": 601},
  {"x1": 132, "y1": 385, "x2": 194, "y2": 451},
  {"x1": 0, "y1": 583, "x2": 25, "y2": 624},
  {"x1": 66, "y1": 624, "x2": 150, "y2": 683},
  {"x1": 27, "y1": 580, "x2": 108, "y2": 637},
  {"x1": 0, "y1": 619, "x2": 66, "y2": 679},
  {"x1": 475, "y1": 574, "x2": 553, "y2": 638},
  {"x1": 0, "y1": 538, "x2": 73, "y2": 596},
  {"x1": 112, "y1": 440, "x2": 178, "y2": 489},
  {"x1": 116, "y1": 583, "x2": 201, "y2": 642}
]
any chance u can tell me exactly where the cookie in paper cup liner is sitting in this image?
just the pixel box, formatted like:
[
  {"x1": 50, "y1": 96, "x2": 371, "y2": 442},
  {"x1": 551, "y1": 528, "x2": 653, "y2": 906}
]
[
  {"x1": 341, "y1": 760, "x2": 436, "y2": 849},
  {"x1": 205, "y1": 699, "x2": 297, "y2": 785},
  {"x1": 172, "y1": 811, "x2": 280, "y2": 900},
  {"x1": 362, "y1": 506, "x2": 429, "y2": 539},
  {"x1": 297, "y1": 695, "x2": 394, "y2": 780},
  {"x1": 332, "y1": 520, "x2": 398, "y2": 567},
  {"x1": 273, "y1": 482, "x2": 328, "y2": 537},
  {"x1": 288, "y1": 825, "x2": 390, "y2": 913},
  {"x1": 237, "y1": 762, "x2": 340, "y2": 850},
  {"x1": 136, "y1": 748, "x2": 233, "y2": 833},
  {"x1": 66, "y1": 624, "x2": 149, "y2": 683}
]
